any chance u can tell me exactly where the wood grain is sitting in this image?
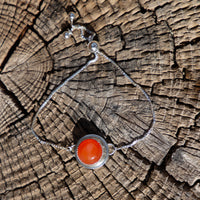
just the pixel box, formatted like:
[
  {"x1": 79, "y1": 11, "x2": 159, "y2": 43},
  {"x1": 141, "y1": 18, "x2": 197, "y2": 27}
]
[{"x1": 0, "y1": 0, "x2": 200, "y2": 199}]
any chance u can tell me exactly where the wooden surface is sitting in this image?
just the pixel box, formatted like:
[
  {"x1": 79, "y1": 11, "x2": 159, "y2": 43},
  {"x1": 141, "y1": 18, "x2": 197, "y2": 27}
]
[{"x1": 0, "y1": 0, "x2": 200, "y2": 199}]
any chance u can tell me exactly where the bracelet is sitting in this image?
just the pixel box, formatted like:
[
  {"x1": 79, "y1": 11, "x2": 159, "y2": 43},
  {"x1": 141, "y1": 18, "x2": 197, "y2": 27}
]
[{"x1": 31, "y1": 13, "x2": 155, "y2": 169}]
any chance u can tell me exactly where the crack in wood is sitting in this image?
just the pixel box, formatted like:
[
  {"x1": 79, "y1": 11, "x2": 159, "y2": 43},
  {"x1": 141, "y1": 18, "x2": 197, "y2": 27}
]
[
  {"x1": 0, "y1": 80, "x2": 28, "y2": 116},
  {"x1": 165, "y1": 20, "x2": 179, "y2": 70}
]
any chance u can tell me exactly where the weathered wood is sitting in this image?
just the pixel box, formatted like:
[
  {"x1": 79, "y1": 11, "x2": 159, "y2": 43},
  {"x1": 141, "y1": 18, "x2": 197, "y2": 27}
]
[{"x1": 0, "y1": 0, "x2": 200, "y2": 199}]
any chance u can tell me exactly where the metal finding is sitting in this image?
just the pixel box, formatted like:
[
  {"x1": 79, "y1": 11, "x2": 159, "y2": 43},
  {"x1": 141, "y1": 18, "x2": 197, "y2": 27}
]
[{"x1": 30, "y1": 13, "x2": 155, "y2": 168}]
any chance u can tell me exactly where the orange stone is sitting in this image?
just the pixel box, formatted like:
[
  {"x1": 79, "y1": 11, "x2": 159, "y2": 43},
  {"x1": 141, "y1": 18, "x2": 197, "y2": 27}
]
[{"x1": 77, "y1": 139, "x2": 102, "y2": 165}]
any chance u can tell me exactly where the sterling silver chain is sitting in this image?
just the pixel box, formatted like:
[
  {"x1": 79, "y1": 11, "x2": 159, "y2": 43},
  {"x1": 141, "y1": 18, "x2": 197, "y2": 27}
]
[{"x1": 31, "y1": 13, "x2": 155, "y2": 156}]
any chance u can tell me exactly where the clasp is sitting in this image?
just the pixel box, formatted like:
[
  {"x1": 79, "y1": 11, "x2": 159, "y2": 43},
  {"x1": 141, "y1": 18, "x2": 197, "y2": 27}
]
[{"x1": 65, "y1": 12, "x2": 96, "y2": 43}]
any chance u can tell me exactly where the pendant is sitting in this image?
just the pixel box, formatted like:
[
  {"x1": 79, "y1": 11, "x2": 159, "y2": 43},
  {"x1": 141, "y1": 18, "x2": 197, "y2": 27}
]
[{"x1": 75, "y1": 134, "x2": 109, "y2": 169}]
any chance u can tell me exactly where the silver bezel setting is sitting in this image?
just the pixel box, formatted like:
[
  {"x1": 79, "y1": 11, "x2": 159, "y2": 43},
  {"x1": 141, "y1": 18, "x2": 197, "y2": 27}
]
[{"x1": 75, "y1": 134, "x2": 109, "y2": 169}]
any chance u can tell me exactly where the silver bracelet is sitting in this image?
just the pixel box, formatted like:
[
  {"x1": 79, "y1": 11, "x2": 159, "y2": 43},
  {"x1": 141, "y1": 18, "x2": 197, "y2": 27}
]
[{"x1": 31, "y1": 13, "x2": 155, "y2": 170}]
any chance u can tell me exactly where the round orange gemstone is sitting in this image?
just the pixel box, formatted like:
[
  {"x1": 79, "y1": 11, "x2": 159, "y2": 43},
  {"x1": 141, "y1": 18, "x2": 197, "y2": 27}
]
[{"x1": 77, "y1": 139, "x2": 102, "y2": 165}]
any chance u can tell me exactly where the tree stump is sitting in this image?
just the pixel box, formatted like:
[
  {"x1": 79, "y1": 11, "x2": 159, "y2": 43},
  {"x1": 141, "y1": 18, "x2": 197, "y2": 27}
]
[{"x1": 0, "y1": 0, "x2": 200, "y2": 199}]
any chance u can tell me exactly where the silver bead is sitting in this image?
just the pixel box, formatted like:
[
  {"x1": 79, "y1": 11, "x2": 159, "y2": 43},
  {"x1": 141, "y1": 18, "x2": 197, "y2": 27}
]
[
  {"x1": 69, "y1": 12, "x2": 75, "y2": 20},
  {"x1": 65, "y1": 31, "x2": 71, "y2": 39},
  {"x1": 89, "y1": 41, "x2": 99, "y2": 52}
]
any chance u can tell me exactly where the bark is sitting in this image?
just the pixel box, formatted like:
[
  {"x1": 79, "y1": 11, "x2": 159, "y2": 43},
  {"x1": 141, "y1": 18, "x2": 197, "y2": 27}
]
[{"x1": 0, "y1": 0, "x2": 200, "y2": 199}]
